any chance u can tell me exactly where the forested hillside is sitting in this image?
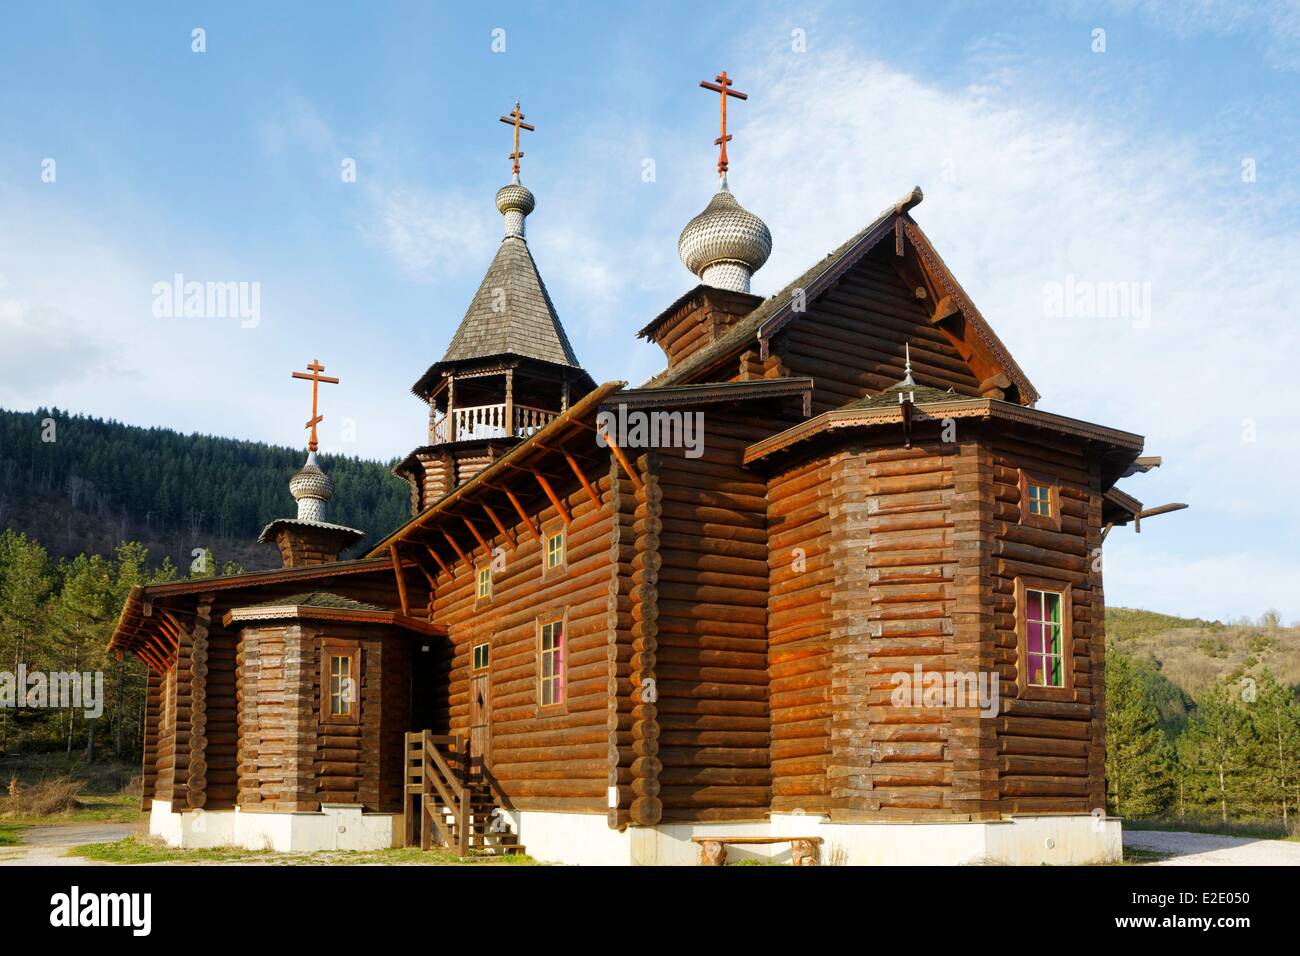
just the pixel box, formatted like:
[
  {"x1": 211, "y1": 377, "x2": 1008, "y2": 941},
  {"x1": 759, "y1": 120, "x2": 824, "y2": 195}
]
[
  {"x1": 1105, "y1": 608, "x2": 1299, "y2": 831},
  {"x1": 0, "y1": 407, "x2": 409, "y2": 570}
]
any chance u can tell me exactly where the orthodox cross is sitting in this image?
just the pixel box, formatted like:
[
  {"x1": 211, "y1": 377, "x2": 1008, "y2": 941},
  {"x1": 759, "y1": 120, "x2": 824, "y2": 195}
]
[
  {"x1": 291, "y1": 358, "x2": 339, "y2": 452},
  {"x1": 499, "y1": 102, "x2": 535, "y2": 176},
  {"x1": 699, "y1": 70, "x2": 748, "y2": 175}
]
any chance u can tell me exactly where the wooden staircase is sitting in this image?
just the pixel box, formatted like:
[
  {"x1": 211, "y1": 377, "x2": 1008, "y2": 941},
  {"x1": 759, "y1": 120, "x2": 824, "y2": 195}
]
[{"x1": 403, "y1": 731, "x2": 525, "y2": 857}]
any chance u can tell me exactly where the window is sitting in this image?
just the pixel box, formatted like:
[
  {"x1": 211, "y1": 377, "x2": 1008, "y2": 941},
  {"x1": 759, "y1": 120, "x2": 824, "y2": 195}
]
[
  {"x1": 539, "y1": 618, "x2": 565, "y2": 707},
  {"x1": 476, "y1": 565, "x2": 492, "y2": 600},
  {"x1": 1018, "y1": 469, "x2": 1061, "y2": 529},
  {"x1": 1015, "y1": 577, "x2": 1073, "y2": 700},
  {"x1": 472, "y1": 642, "x2": 490, "y2": 670},
  {"x1": 321, "y1": 640, "x2": 360, "y2": 723},
  {"x1": 330, "y1": 654, "x2": 354, "y2": 715},
  {"x1": 1024, "y1": 588, "x2": 1064, "y2": 688},
  {"x1": 546, "y1": 531, "x2": 565, "y2": 570}
]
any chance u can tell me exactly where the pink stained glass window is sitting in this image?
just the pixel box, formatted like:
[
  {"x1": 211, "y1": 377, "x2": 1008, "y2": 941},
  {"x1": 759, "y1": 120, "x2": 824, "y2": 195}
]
[{"x1": 1025, "y1": 588, "x2": 1065, "y2": 688}]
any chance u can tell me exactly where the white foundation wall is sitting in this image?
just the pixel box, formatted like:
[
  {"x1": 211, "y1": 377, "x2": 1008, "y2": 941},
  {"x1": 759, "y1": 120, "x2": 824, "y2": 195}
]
[
  {"x1": 509, "y1": 811, "x2": 1121, "y2": 866},
  {"x1": 149, "y1": 800, "x2": 1119, "y2": 865},
  {"x1": 149, "y1": 801, "x2": 400, "y2": 852}
]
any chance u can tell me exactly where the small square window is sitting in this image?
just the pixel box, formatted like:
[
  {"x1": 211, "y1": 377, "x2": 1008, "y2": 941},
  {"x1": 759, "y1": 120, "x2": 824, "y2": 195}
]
[
  {"x1": 1025, "y1": 588, "x2": 1065, "y2": 688},
  {"x1": 1027, "y1": 482, "x2": 1052, "y2": 517},
  {"x1": 472, "y1": 642, "x2": 490, "y2": 670},
  {"x1": 476, "y1": 565, "x2": 492, "y2": 600},
  {"x1": 546, "y1": 531, "x2": 565, "y2": 570},
  {"x1": 539, "y1": 619, "x2": 565, "y2": 707}
]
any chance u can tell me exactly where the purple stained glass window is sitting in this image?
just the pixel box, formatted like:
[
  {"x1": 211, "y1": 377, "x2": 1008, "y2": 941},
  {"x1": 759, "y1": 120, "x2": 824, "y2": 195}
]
[{"x1": 1025, "y1": 588, "x2": 1065, "y2": 688}]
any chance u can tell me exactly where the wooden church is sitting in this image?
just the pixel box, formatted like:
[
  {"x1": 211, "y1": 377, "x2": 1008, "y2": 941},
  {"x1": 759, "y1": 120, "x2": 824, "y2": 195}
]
[{"x1": 108, "y1": 78, "x2": 1169, "y2": 865}]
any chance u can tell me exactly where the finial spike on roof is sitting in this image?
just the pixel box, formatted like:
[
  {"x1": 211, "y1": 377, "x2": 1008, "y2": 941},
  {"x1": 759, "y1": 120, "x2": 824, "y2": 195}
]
[{"x1": 901, "y1": 343, "x2": 916, "y2": 387}]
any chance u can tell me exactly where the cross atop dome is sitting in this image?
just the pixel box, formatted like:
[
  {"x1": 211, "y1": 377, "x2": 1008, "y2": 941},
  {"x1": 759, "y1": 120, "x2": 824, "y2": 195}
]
[
  {"x1": 699, "y1": 70, "x2": 748, "y2": 176},
  {"x1": 499, "y1": 101, "x2": 535, "y2": 178},
  {"x1": 678, "y1": 70, "x2": 771, "y2": 294},
  {"x1": 291, "y1": 358, "x2": 338, "y2": 453}
]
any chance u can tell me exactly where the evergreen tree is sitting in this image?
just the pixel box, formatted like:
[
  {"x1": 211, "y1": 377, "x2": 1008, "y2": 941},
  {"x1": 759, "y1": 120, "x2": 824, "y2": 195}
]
[{"x1": 1106, "y1": 650, "x2": 1174, "y2": 816}]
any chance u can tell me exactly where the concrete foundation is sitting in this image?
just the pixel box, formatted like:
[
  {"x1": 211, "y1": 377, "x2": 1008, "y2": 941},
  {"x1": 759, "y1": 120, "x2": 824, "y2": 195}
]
[
  {"x1": 148, "y1": 800, "x2": 1120, "y2": 865},
  {"x1": 149, "y1": 800, "x2": 400, "y2": 852}
]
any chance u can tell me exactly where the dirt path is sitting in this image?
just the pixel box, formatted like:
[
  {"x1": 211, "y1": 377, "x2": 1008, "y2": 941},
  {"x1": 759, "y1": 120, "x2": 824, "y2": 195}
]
[
  {"x1": 0, "y1": 823, "x2": 144, "y2": 866},
  {"x1": 1124, "y1": 829, "x2": 1300, "y2": 865}
]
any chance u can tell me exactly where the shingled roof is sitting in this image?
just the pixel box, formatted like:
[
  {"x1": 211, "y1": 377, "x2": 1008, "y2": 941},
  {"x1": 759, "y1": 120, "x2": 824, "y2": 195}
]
[{"x1": 442, "y1": 236, "x2": 579, "y2": 367}]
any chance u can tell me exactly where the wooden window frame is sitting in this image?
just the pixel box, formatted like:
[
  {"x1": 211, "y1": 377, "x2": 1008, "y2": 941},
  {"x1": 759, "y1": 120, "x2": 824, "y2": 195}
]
[
  {"x1": 472, "y1": 641, "x2": 490, "y2": 671},
  {"x1": 543, "y1": 527, "x2": 567, "y2": 577},
  {"x1": 1018, "y1": 468, "x2": 1062, "y2": 531},
  {"x1": 1014, "y1": 577, "x2": 1074, "y2": 702},
  {"x1": 536, "y1": 611, "x2": 569, "y2": 714},
  {"x1": 321, "y1": 638, "x2": 361, "y2": 724},
  {"x1": 475, "y1": 563, "x2": 492, "y2": 603}
]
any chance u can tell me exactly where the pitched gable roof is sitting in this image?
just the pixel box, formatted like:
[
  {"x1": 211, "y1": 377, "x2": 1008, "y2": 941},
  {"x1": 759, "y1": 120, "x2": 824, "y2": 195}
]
[
  {"x1": 644, "y1": 187, "x2": 1039, "y2": 405},
  {"x1": 440, "y1": 236, "x2": 581, "y2": 369}
]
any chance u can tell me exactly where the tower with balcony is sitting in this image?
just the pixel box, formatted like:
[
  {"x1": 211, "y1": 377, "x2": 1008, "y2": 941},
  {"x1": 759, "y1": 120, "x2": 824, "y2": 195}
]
[{"x1": 395, "y1": 160, "x2": 594, "y2": 514}]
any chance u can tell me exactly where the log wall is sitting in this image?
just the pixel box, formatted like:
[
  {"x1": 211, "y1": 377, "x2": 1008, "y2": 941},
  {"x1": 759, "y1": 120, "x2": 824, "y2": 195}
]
[
  {"x1": 736, "y1": 245, "x2": 984, "y2": 412},
  {"x1": 766, "y1": 455, "x2": 837, "y2": 814},
  {"x1": 652, "y1": 411, "x2": 774, "y2": 821},
  {"x1": 988, "y1": 426, "x2": 1107, "y2": 815},
  {"x1": 431, "y1": 462, "x2": 617, "y2": 815}
]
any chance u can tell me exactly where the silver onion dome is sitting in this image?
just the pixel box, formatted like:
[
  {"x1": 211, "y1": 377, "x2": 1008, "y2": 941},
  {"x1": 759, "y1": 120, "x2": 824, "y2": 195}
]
[
  {"x1": 289, "y1": 451, "x2": 334, "y2": 523},
  {"x1": 496, "y1": 176, "x2": 536, "y2": 239},
  {"x1": 678, "y1": 174, "x2": 772, "y2": 293}
]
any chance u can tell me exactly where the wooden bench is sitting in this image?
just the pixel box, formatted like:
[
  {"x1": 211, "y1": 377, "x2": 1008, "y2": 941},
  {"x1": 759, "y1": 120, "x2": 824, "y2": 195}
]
[{"x1": 691, "y1": 835, "x2": 823, "y2": 866}]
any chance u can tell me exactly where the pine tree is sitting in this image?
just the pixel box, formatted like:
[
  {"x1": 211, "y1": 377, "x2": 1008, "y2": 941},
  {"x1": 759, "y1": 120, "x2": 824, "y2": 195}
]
[{"x1": 1106, "y1": 650, "x2": 1174, "y2": 816}]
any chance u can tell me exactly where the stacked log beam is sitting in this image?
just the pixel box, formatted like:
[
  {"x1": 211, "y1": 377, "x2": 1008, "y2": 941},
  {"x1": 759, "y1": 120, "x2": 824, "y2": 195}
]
[{"x1": 767, "y1": 456, "x2": 835, "y2": 813}]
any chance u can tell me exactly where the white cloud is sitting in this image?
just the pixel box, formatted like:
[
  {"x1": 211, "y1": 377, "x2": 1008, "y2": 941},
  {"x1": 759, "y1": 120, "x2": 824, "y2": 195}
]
[{"x1": 364, "y1": 187, "x2": 496, "y2": 280}]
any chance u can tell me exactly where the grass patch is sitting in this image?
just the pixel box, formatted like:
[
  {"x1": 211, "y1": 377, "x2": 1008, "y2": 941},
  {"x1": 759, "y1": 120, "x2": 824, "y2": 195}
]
[
  {"x1": 1125, "y1": 816, "x2": 1295, "y2": 841},
  {"x1": 0, "y1": 754, "x2": 144, "y2": 826},
  {"x1": 1121, "y1": 846, "x2": 1174, "y2": 865},
  {"x1": 73, "y1": 835, "x2": 540, "y2": 866},
  {"x1": 0, "y1": 824, "x2": 22, "y2": 846}
]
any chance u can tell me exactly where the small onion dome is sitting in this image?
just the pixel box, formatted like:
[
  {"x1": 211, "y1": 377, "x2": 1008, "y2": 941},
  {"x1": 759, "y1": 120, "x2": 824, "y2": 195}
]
[
  {"x1": 677, "y1": 174, "x2": 772, "y2": 294},
  {"x1": 289, "y1": 452, "x2": 334, "y2": 522},
  {"x1": 496, "y1": 177, "x2": 536, "y2": 239}
]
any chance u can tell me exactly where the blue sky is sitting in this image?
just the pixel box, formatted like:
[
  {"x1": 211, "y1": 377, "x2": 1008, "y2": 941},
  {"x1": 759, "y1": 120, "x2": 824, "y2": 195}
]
[{"x1": 2, "y1": 1, "x2": 1298, "y2": 621}]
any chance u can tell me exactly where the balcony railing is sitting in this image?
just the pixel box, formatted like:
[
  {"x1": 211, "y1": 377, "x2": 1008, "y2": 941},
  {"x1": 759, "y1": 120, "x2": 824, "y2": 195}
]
[{"x1": 432, "y1": 403, "x2": 559, "y2": 444}]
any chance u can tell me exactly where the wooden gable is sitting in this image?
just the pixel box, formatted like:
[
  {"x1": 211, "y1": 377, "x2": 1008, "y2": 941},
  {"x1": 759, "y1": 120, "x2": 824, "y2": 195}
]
[{"x1": 645, "y1": 189, "x2": 1038, "y2": 414}]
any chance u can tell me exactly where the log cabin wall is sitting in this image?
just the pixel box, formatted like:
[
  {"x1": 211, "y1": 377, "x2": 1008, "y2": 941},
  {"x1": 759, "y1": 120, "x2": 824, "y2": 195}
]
[
  {"x1": 766, "y1": 454, "x2": 837, "y2": 815},
  {"x1": 605, "y1": 456, "x2": 640, "y2": 828},
  {"x1": 204, "y1": 627, "x2": 239, "y2": 809},
  {"x1": 139, "y1": 668, "x2": 161, "y2": 808},
  {"x1": 310, "y1": 625, "x2": 410, "y2": 812},
  {"x1": 651, "y1": 410, "x2": 774, "y2": 822},
  {"x1": 431, "y1": 462, "x2": 616, "y2": 815},
  {"x1": 728, "y1": 245, "x2": 985, "y2": 412},
  {"x1": 830, "y1": 436, "x2": 965, "y2": 818},
  {"x1": 235, "y1": 620, "x2": 411, "y2": 813},
  {"x1": 988, "y1": 426, "x2": 1107, "y2": 815},
  {"x1": 648, "y1": 288, "x2": 763, "y2": 370},
  {"x1": 236, "y1": 623, "x2": 313, "y2": 812}
]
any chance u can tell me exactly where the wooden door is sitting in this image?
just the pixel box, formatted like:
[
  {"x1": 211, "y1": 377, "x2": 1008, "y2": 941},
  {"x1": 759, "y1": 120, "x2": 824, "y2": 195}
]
[{"x1": 469, "y1": 672, "x2": 491, "y2": 764}]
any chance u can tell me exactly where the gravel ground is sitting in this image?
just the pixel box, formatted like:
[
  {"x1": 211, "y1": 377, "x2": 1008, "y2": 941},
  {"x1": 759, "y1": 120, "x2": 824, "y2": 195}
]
[
  {"x1": 0, "y1": 823, "x2": 144, "y2": 866},
  {"x1": 1124, "y1": 829, "x2": 1300, "y2": 865}
]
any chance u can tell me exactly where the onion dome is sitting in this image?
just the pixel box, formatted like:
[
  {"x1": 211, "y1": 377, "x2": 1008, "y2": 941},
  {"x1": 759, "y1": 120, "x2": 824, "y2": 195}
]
[
  {"x1": 678, "y1": 173, "x2": 772, "y2": 293},
  {"x1": 289, "y1": 451, "x2": 334, "y2": 523},
  {"x1": 496, "y1": 175, "x2": 536, "y2": 239}
]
